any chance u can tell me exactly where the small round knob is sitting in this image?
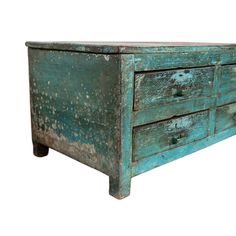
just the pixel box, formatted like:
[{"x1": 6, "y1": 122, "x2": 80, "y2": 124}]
[
  {"x1": 174, "y1": 89, "x2": 183, "y2": 97},
  {"x1": 171, "y1": 137, "x2": 178, "y2": 145}
]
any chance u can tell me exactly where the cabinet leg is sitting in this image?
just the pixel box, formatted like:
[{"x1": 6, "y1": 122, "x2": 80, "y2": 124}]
[
  {"x1": 109, "y1": 176, "x2": 131, "y2": 199},
  {"x1": 33, "y1": 141, "x2": 49, "y2": 157}
]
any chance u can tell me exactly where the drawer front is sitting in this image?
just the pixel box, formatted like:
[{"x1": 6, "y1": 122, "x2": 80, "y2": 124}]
[
  {"x1": 133, "y1": 111, "x2": 209, "y2": 161},
  {"x1": 134, "y1": 67, "x2": 214, "y2": 111},
  {"x1": 216, "y1": 102, "x2": 236, "y2": 133},
  {"x1": 219, "y1": 65, "x2": 236, "y2": 94},
  {"x1": 217, "y1": 65, "x2": 236, "y2": 106}
]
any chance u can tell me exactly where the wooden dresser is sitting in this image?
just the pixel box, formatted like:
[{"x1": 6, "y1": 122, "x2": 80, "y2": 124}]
[{"x1": 26, "y1": 42, "x2": 236, "y2": 199}]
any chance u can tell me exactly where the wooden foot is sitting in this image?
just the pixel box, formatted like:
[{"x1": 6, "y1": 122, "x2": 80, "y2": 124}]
[
  {"x1": 109, "y1": 176, "x2": 131, "y2": 199},
  {"x1": 33, "y1": 141, "x2": 49, "y2": 157}
]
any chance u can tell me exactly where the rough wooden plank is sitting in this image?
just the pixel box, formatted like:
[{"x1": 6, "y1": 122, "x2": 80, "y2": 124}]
[
  {"x1": 209, "y1": 109, "x2": 216, "y2": 135},
  {"x1": 221, "y1": 52, "x2": 236, "y2": 64},
  {"x1": 134, "y1": 51, "x2": 236, "y2": 72},
  {"x1": 134, "y1": 67, "x2": 214, "y2": 111},
  {"x1": 26, "y1": 41, "x2": 236, "y2": 54},
  {"x1": 219, "y1": 64, "x2": 236, "y2": 94},
  {"x1": 132, "y1": 126, "x2": 236, "y2": 177},
  {"x1": 133, "y1": 97, "x2": 214, "y2": 126},
  {"x1": 109, "y1": 55, "x2": 134, "y2": 199},
  {"x1": 134, "y1": 52, "x2": 220, "y2": 71},
  {"x1": 216, "y1": 102, "x2": 236, "y2": 133},
  {"x1": 26, "y1": 41, "x2": 236, "y2": 199},
  {"x1": 217, "y1": 90, "x2": 236, "y2": 106},
  {"x1": 133, "y1": 111, "x2": 209, "y2": 161},
  {"x1": 208, "y1": 65, "x2": 220, "y2": 135},
  {"x1": 29, "y1": 48, "x2": 121, "y2": 178}
]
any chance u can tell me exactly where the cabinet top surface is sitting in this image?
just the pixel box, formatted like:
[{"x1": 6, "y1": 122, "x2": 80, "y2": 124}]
[{"x1": 26, "y1": 41, "x2": 236, "y2": 54}]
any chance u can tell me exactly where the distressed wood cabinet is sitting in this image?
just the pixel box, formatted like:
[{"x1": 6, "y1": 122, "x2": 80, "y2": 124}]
[{"x1": 26, "y1": 42, "x2": 236, "y2": 199}]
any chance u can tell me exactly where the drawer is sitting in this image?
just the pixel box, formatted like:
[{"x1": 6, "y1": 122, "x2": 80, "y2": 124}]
[
  {"x1": 217, "y1": 65, "x2": 236, "y2": 105},
  {"x1": 133, "y1": 110, "x2": 209, "y2": 161},
  {"x1": 134, "y1": 67, "x2": 214, "y2": 111},
  {"x1": 216, "y1": 102, "x2": 236, "y2": 133},
  {"x1": 219, "y1": 65, "x2": 236, "y2": 94}
]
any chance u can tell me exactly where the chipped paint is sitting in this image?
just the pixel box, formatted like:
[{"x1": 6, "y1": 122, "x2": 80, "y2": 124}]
[
  {"x1": 227, "y1": 104, "x2": 236, "y2": 114},
  {"x1": 216, "y1": 103, "x2": 236, "y2": 133},
  {"x1": 28, "y1": 48, "x2": 121, "y2": 179},
  {"x1": 166, "y1": 115, "x2": 194, "y2": 130},
  {"x1": 171, "y1": 70, "x2": 193, "y2": 85},
  {"x1": 133, "y1": 111, "x2": 209, "y2": 160},
  {"x1": 27, "y1": 42, "x2": 236, "y2": 199},
  {"x1": 134, "y1": 67, "x2": 214, "y2": 111},
  {"x1": 33, "y1": 127, "x2": 99, "y2": 165},
  {"x1": 104, "y1": 55, "x2": 110, "y2": 61}
]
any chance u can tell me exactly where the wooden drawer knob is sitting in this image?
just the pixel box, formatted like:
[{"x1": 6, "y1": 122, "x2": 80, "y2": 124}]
[{"x1": 170, "y1": 132, "x2": 186, "y2": 145}]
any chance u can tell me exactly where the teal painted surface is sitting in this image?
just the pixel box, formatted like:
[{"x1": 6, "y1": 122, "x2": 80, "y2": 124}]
[
  {"x1": 27, "y1": 42, "x2": 236, "y2": 199},
  {"x1": 29, "y1": 48, "x2": 121, "y2": 178},
  {"x1": 206, "y1": 65, "x2": 219, "y2": 135},
  {"x1": 134, "y1": 67, "x2": 214, "y2": 111},
  {"x1": 134, "y1": 51, "x2": 236, "y2": 71},
  {"x1": 133, "y1": 111, "x2": 209, "y2": 161},
  {"x1": 132, "y1": 126, "x2": 236, "y2": 177},
  {"x1": 216, "y1": 102, "x2": 236, "y2": 133},
  {"x1": 219, "y1": 65, "x2": 236, "y2": 94},
  {"x1": 209, "y1": 109, "x2": 216, "y2": 135},
  {"x1": 133, "y1": 98, "x2": 214, "y2": 126},
  {"x1": 26, "y1": 41, "x2": 236, "y2": 54},
  {"x1": 217, "y1": 90, "x2": 236, "y2": 106},
  {"x1": 217, "y1": 65, "x2": 236, "y2": 105},
  {"x1": 109, "y1": 55, "x2": 134, "y2": 199}
]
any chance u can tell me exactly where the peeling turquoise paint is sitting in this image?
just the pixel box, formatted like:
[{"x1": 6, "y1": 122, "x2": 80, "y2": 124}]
[
  {"x1": 29, "y1": 48, "x2": 121, "y2": 178},
  {"x1": 26, "y1": 42, "x2": 236, "y2": 199},
  {"x1": 133, "y1": 111, "x2": 209, "y2": 161}
]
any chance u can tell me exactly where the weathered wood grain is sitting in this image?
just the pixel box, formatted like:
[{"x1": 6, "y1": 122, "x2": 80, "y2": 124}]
[
  {"x1": 217, "y1": 90, "x2": 236, "y2": 106},
  {"x1": 26, "y1": 41, "x2": 236, "y2": 199},
  {"x1": 219, "y1": 65, "x2": 236, "y2": 94},
  {"x1": 109, "y1": 55, "x2": 134, "y2": 199},
  {"x1": 133, "y1": 111, "x2": 209, "y2": 161},
  {"x1": 133, "y1": 97, "x2": 214, "y2": 126},
  {"x1": 216, "y1": 102, "x2": 236, "y2": 133},
  {"x1": 29, "y1": 49, "x2": 121, "y2": 178},
  {"x1": 134, "y1": 51, "x2": 236, "y2": 71},
  {"x1": 26, "y1": 41, "x2": 236, "y2": 54},
  {"x1": 216, "y1": 64, "x2": 236, "y2": 106},
  {"x1": 134, "y1": 67, "x2": 214, "y2": 111},
  {"x1": 132, "y1": 126, "x2": 236, "y2": 177}
]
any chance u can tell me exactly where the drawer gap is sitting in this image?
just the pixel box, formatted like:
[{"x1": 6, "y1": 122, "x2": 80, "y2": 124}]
[
  {"x1": 133, "y1": 108, "x2": 209, "y2": 129},
  {"x1": 134, "y1": 65, "x2": 215, "y2": 75}
]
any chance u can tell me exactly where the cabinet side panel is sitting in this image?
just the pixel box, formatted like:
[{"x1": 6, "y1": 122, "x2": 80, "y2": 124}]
[{"x1": 28, "y1": 48, "x2": 120, "y2": 177}]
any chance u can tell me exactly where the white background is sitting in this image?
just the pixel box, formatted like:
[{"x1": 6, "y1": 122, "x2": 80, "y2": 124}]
[{"x1": 1, "y1": 0, "x2": 236, "y2": 235}]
